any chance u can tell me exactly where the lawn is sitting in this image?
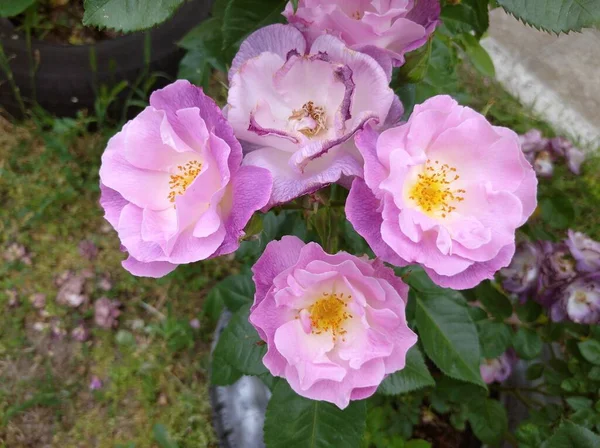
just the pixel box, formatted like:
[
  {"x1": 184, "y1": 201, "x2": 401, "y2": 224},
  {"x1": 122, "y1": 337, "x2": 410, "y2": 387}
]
[{"x1": 0, "y1": 59, "x2": 598, "y2": 447}]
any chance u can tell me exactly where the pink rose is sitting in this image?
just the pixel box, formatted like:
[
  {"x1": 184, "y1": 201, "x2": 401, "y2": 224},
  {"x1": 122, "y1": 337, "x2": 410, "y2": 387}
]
[
  {"x1": 249, "y1": 236, "x2": 417, "y2": 409},
  {"x1": 100, "y1": 80, "x2": 272, "y2": 277},
  {"x1": 227, "y1": 24, "x2": 401, "y2": 207},
  {"x1": 283, "y1": 0, "x2": 440, "y2": 66},
  {"x1": 346, "y1": 95, "x2": 537, "y2": 290}
]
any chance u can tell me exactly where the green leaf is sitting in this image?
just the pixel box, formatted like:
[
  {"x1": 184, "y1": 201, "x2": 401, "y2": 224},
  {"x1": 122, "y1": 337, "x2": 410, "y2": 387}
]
[
  {"x1": 264, "y1": 380, "x2": 367, "y2": 448},
  {"x1": 589, "y1": 366, "x2": 600, "y2": 380},
  {"x1": 178, "y1": 17, "x2": 228, "y2": 88},
  {"x1": 378, "y1": 346, "x2": 435, "y2": 395},
  {"x1": 542, "y1": 421, "x2": 600, "y2": 448},
  {"x1": 497, "y1": 0, "x2": 600, "y2": 34},
  {"x1": 540, "y1": 188, "x2": 576, "y2": 229},
  {"x1": 210, "y1": 304, "x2": 267, "y2": 385},
  {"x1": 209, "y1": 271, "x2": 255, "y2": 313},
  {"x1": 513, "y1": 327, "x2": 543, "y2": 360},
  {"x1": 477, "y1": 320, "x2": 512, "y2": 359},
  {"x1": 290, "y1": 0, "x2": 299, "y2": 12},
  {"x1": 467, "y1": 398, "x2": 508, "y2": 446},
  {"x1": 82, "y1": 0, "x2": 187, "y2": 32},
  {"x1": 526, "y1": 363, "x2": 545, "y2": 381},
  {"x1": 221, "y1": 0, "x2": 287, "y2": 54},
  {"x1": 414, "y1": 36, "x2": 461, "y2": 102},
  {"x1": 566, "y1": 396, "x2": 593, "y2": 411},
  {"x1": 579, "y1": 339, "x2": 600, "y2": 365},
  {"x1": 0, "y1": 0, "x2": 35, "y2": 17},
  {"x1": 405, "y1": 441, "x2": 432, "y2": 448},
  {"x1": 415, "y1": 285, "x2": 485, "y2": 387},
  {"x1": 516, "y1": 300, "x2": 543, "y2": 323},
  {"x1": 441, "y1": 0, "x2": 490, "y2": 37},
  {"x1": 458, "y1": 33, "x2": 496, "y2": 77},
  {"x1": 395, "y1": 37, "x2": 433, "y2": 84},
  {"x1": 153, "y1": 424, "x2": 179, "y2": 448},
  {"x1": 475, "y1": 281, "x2": 513, "y2": 320}
]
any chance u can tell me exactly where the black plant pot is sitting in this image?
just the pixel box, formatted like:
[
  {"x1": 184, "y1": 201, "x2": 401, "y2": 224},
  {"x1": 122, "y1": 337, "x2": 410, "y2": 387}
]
[
  {"x1": 210, "y1": 310, "x2": 270, "y2": 448},
  {"x1": 0, "y1": 0, "x2": 212, "y2": 118}
]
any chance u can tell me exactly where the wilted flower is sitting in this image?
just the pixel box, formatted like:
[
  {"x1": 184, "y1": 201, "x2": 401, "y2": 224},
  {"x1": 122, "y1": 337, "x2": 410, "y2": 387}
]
[
  {"x1": 100, "y1": 80, "x2": 272, "y2": 278},
  {"x1": 71, "y1": 324, "x2": 90, "y2": 342},
  {"x1": 347, "y1": 95, "x2": 537, "y2": 289},
  {"x1": 549, "y1": 136, "x2": 585, "y2": 175},
  {"x1": 89, "y1": 375, "x2": 103, "y2": 391},
  {"x1": 480, "y1": 351, "x2": 516, "y2": 384},
  {"x1": 567, "y1": 230, "x2": 600, "y2": 273},
  {"x1": 500, "y1": 242, "x2": 540, "y2": 299},
  {"x1": 283, "y1": 0, "x2": 440, "y2": 67},
  {"x1": 519, "y1": 129, "x2": 547, "y2": 154},
  {"x1": 249, "y1": 237, "x2": 417, "y2": 409},
  {"x1": 56, "y1": 275, "x2": 87, "y2": 308},
  {"x1": 189, "y1": 318, "x2": 201, "y2": 330},
  {"x1": 532, "y1": 150, "x2": 554, "y2": 178},
  {"x1": 29, "y1": 293, "x2": 46, "y2": 309},
  {"x1": 537, "y1": 241, "x2": 577, "y2": 307},
  {"x1": 94, "y1": 297, "x2": 121, "y2": 329},
  {"x1": 78, "y1": 239, "x2": 98, "y2": 261},
  {"x1": 550, "y1": 274, "x2": 600, "y2": 324},
  {"x1": 227, "y1": 24, "x2": 400, "y2": 207}
]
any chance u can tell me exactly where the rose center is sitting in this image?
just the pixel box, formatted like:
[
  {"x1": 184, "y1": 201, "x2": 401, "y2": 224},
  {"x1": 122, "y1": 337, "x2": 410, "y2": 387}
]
[
  {"x1": 408, "y1": 159, "x2": 465, "y2": 218},
  {"x1": 351, "y1": 10, "x2": 364, "y2": 20},
  {"x1": 168, "y1": 160, "x2": 202, "y2": 205},
  {"x1": 289, "y1": 101, "x2": 327, "y2": 137},
  {"x1": 309, "y1": 292, "x2": 352, "y2": 341}
]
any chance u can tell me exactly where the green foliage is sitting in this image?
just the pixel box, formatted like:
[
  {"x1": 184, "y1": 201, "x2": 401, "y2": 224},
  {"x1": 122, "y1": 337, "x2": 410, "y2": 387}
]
[
  {"x1": 477, "y1": 320, "x2": 512, "y2": 359},
  {"x1": 153, "y1": 424, "x2": 180, "y2": 448},
  {"x1": 467, "y1": 398, "x2": 508, "y2": 445},
  {"x1": 264, "y1": 380, "x2": 367, "y2": 448},
  {"x1": 82, "y1": 0, "x2": 187, "y2": 32},
  {"x1": 474, "y1": 281, "x2": 513, "y2": 320},
  {"x1": 498, "y1": 0, "x2": 600, "y2": 34},
  {"x1": 543, "y1": 421, "x2": 600, "y2": 447},
  {"x1": 395, "y1": 37, "x2": 433, "y2": 84},
  {"x1": 457, "y1": 33, "x2": 495, "y2": 78},
  {"x1": 441, "y1": 0, "x2": 490, "y2": 37},
  {"x1": 210, "y1": 304, "x2": 267, "y2": 385},
  {"x1": 579, "y1": 339, "x2": 600, "y2": 365},
  {"x1": 540, "y1": 188, "x2": 577, "y2": 229},
  {"x1": 206, "y1": 271, "x2": 254, "y2": 313},
  {"x1": 513, "y1": 327, "x2": 543, "y2": 360},
  {"x1": 378, "y1": 346, "x2": 435, "y2": 395},
  {"x1": 0, "y1": 0, "x2": 35, "y2": 17},
  {"x1": 413, "y1": 277, "x2": 485, "y2": 387}
]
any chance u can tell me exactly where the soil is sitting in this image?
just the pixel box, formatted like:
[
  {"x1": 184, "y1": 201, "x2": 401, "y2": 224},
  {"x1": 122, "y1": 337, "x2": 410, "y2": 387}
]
[
  {"x1": 413, "y1": 413, "x2": 478, "y2": 448},
  {"x1": 10, "y1": 0, "x2": 120, "y2": 45}
]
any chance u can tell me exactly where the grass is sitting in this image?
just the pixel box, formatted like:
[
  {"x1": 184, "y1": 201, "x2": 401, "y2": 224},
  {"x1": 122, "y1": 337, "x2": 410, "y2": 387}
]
[{"x1": 0, "y1": 55, "x2": 598, "y2": 448}]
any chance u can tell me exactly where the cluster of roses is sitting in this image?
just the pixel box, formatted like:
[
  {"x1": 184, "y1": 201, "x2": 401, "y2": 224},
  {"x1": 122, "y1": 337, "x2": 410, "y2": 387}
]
[
  {"x1": 519, "y1": 129, "x2": 585, "y2": 178},
  {"x1": 99, "y1": 1, "x2": 537, "y2": 408},
  {"x1": 502, "y1": 230, "x2": 600, "y2": 325}
]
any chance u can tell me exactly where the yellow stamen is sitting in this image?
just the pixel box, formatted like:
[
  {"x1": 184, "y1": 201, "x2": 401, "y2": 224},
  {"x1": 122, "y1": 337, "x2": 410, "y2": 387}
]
[
  {"x1": 168, "y1": 160, "x2": 202, "y2": 206},
  {"x1": 408, "y1": 159, "x2": 465, "y2": 218},
  {"x1": 308, "y1": 292, "x2": 352, "y2": 342},
  {"x1": 289, "y1": 101, "x2": 327, "y2": 137}
]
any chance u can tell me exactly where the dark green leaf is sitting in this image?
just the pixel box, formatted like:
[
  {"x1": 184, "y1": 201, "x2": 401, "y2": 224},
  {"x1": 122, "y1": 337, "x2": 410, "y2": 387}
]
[
  {"x1": 526, "y1": 363, "x2": 544, "y2": 381},
  {"x1": 178, "y1": 18, "x2": 227, "y2": 87},
  {"x1": 477, "y1": 320, "x2": 512, "y2": 359},
  {"x1": 202, "y1": 286, "x2": 225, "y2": 325},
  {"x1": 264, "y1": 380, "x2": 367, "y2": 448},
  {"x1": 83, "y1": 0, "x2": 186, "y2": 32},
  {"x1": 589, "y1": 366, "x2": 600, "y2": 380},
  {"x1": 153, "y1": 424, "x2": 179, "y2": 448},
  {"x1": 513, "y1": 327, "x2": 543, "y2": 360},
  {"x1": 467, "y1": 398, "x2": 508, "y2": 445},
  {"x1": 405, "y1": 441, "x2": 432, "y2": 448},
  {"x1": 497, "y1": 0, "x2": 600, "y2": 34},
  {"x1": 566, "y1": 396, "x2": 593, "y2": 411},
  {"x1": 475, "y1": 281, "x2": 513, "y2": 320},
  {"x1": 209, "y1": 271, "x2": 255, "y2": 312},
  {"x1": 415, "y1": 285, "x2": 485, "y2": 387},
  {"x1": 211, "y1": 304, "x2": 267, "y2": 385},
  {"x1": 516, "y1": 300, "x2": 543, "y2": 323},
  {"x1": 579, "y1": 340, "x2": 600, "y2": 365},
  {"x1": 414, "y1": 36, "x2": 461, "y2": 102},
  {"x1": 540, "y1": 189, "x2": 576, "y2": 229},
  {"x1": 378, "y1": 346, "x2": 435, "y2": 395},
  {"x1": 0, "y1": 0, "x2": 35, "y2": 17},
  {"x1": 211, "y1": 349, "x2": 243, "y2": 386},
  {"x1": 221, "y1": 0, "x2": 287, "y2": 55},
  {"x1": 542, "y1": 421, "x2": 600, "y2": 448},
  {"x1": 441, "y1": 0, "x2": 490, "y2": 37},
  {"x1": 395, "y1": 37, "x2": 433, "y2": 84},
  {"x1": 458, "y1": 33, "x2": 495, "y2": 77}
]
